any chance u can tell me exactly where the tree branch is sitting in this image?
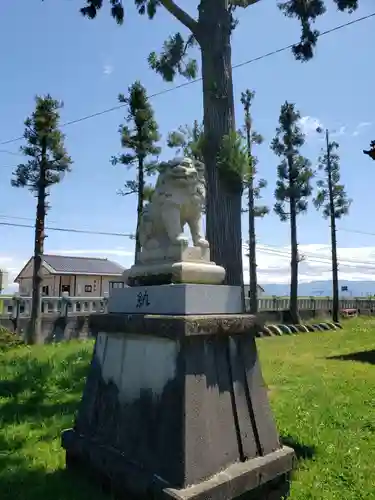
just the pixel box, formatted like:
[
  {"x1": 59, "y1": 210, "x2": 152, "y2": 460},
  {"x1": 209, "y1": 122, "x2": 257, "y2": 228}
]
[{"x1": 159, "y1": 0, "x2": 198, "y2": 34}]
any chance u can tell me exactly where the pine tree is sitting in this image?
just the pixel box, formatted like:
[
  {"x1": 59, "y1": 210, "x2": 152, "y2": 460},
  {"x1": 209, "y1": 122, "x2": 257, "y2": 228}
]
[
  {"x1": 240, "y1": 89, "x2": 268, "y2": 314},
  {"x1": 167, "y1": 120, "x2": 204, "y2": 162},
  {"x1": 363, "y1": 140, "x2": 375, "y2": 160},
  {"x1": 314, "y1": 130, "x2": 351, "y2": 323},
  {"x1": 72, "y1": 0, "x2": 360, "y2": 285},
  {"x1": 271, "y1": 101, "x2": 313, "y2": 324},
  {"x1": 11, "y1": 95, "x2": 72, "y2": 344},
  {"x1": 111, "y1": 81, "x2": 161, "y2": 263}
]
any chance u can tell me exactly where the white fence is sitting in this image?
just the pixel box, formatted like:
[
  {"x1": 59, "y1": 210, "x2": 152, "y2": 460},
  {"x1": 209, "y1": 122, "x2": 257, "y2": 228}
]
[{"x1": 0, "y1": 295, "x2": 371, "y2": 318}]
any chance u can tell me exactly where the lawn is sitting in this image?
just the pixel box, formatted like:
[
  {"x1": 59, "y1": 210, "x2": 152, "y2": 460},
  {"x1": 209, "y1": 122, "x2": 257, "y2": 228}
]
[{"x1": 1, "y1": 319, "x2": 375, "y2": 499}]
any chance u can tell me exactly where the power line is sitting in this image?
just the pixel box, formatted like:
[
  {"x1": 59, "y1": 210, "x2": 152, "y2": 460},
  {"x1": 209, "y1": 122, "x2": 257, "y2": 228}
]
[
  {"x1": 0, "y1": 11, "x2": 373, "y2": 148},
  {"x1": 337, "y1": 227, "x2": 375, "y2": 237},
  {"x1": 0, "y1": 215, "x2": 373, "y2": 248},
  {"x1": 0, "y1": 221, "x2": 133, "y2": 238},
  {"x1": 1, "y1": 218, "x2": 375, "y2": 269},
  {"x1": 256, "y1": 246, "x2": 375, "y2": 270},
  {"x1": 0, "y1": 149, "x2": 23, "y2": 157}
]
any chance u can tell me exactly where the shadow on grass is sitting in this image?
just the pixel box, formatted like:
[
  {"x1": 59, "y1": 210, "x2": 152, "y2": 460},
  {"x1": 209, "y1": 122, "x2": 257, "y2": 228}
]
[
  {"x1": 0, "y1": 466, "x2": 108, "y2": 500},
  {"x1": 327, "y1": 349, "x2": 375, "y2": 365},
  {"x1": 0, "y1": 350, "x2": 90, "y2": 418},
  {"x1": 281, "y1": 435, "x2": 316, "y2": 461},
  {"x1": 0, "y1": 350, "x2": 100, "y2": 500}
]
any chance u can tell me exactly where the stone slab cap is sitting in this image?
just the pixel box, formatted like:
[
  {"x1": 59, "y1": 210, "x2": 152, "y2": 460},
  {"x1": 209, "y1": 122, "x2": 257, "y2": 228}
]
[
  {"x1": 164, "y1": 446, "x2": 295, "y2": 500},
  {"x1": 89, "y1": 313, "x2": 260, "y2": 339},
  {"x1": 127, "y1": 246, "x2": 226, "y2": 286},
  {"x1": 128, "y1": 260, "x2": 225, "y2": 286}
]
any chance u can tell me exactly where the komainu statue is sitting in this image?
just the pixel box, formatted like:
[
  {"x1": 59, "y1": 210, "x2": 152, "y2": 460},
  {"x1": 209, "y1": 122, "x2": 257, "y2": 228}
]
[{"x1": 139, "y1": 157, "x2": 209, "y2": 252}]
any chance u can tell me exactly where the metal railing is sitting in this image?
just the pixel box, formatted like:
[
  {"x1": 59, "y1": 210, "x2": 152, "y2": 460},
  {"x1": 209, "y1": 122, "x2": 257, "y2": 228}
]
[{"x1": 0, "y1": 294, "x2": 372, "y2": 318}]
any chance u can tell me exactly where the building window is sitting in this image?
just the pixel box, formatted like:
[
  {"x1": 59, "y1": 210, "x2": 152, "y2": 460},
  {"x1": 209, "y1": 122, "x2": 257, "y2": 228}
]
[
  {"x1": 110, "y1": 281, "x2": 125, "y2": 289},
  {"x1": 42, "y1": 286, "x2": 49, "y2": 296},
  {"x1": 85, "y1": 285, "x2": 93, "y2": 293}
]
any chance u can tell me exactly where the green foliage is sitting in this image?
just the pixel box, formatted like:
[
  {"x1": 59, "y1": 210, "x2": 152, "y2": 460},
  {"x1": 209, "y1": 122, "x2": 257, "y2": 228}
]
[
  {"x1": 217, "y1": 130, "x2": 248, "y2": 189},
  {"x1": 77, "y1": 0, "x2": 361, "y2": 84},
  {"x1": 240, "y1": 89, "x2": 269, "y2": 217},
  {"x1": 167, "y1": 120, "x2": 204, "y2": 161},
  {"x1": 2, "y1": 320, "x2": 375, "y2": 499},
  {"x1": 271, "y1": 101, "x2": 314, "y2": 221},
  {"x1": 111, "y1": 81, "x2": 161, "y2": 196},
  {"x1": 148, "y1": 33, "x2": 198, "y2": 82},
  {"x1": 314, "y1": 140, "x2": 351, "y2": 219},
  {"x1": 11, "y1": 95, "x2": 72, "y2": 193},
  {"x1": 363, "y1": 140, "x2": 375, "y2": 160},
  {"x1": 278, "y1": 0, "x2": 359, "y2": 61},
  {"x1": 0, "y1": 326, "x2": 24, "y2": 351}
]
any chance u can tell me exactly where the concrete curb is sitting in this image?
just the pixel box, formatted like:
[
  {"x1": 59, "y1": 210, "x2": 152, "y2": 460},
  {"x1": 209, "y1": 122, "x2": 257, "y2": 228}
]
[{"x1": 257, "y1": 321, "x2": 341, "y2": 337}]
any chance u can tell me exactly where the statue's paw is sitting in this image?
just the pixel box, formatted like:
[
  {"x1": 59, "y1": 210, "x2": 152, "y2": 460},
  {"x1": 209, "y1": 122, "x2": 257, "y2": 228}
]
[
  {"x1": 196, "y1": 238, "x2": 209, "y2": 248},
  {"x1": 174, "y1": 235, "x2": 189, "y2": 247}
]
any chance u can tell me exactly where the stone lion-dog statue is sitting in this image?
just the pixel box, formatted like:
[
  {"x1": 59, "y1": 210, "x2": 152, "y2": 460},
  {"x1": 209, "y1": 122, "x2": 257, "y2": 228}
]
[{"x1": 139, "y1": 157, "x2": 209, "y2": 252}]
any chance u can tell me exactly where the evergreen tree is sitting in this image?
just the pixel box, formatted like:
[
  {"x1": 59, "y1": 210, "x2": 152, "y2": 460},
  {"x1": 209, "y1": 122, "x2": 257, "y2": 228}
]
[
  {"x1": 167, "y1": 120, "x2": 204, "y2": 162},
  {"x1": 111, "y1": 81, "x2": 161, "y2": 263},
  {"x1": 240, "y1": 89, "x2": 268, "y2": 314},
  {"x1": 314, "y1": 130, "x2": 351, "y2": 322},
  {"x1": 73, "y1": 0, "x2": 360, "y2": 285},
  {"x1": 363, "y1": 140, "x2": 375, "y2": 160},
  {"x1": 271, "y1": 101, "x2": 313, "y2": 324},
  {"x1": 11, "y1": 95, "x2": 72, "y2": 344}
]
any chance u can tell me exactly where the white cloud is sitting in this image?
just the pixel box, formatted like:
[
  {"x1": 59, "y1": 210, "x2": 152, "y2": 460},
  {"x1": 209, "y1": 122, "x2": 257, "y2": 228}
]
[
  {"x1": 299, "y1": 116, "x2": 324, "y2": 136},
  {"x1": 243, "y1": 244, "x2": 375, "y2": 284},
  {"x1": 331, "y1": 125, "x2": 346, "y2": 137},
  {"x1": 299, "y1": 117, "x2": 349, "y2": 140},
  {"x1": 103, "y1": 64, "x2": 114, "y2": 76},
  {"x1": 3, "y1": 244, "x2": 375, "y2": 294},
  {"x1": 352, "y1": 121, "x2": 372, "y2": 137}
]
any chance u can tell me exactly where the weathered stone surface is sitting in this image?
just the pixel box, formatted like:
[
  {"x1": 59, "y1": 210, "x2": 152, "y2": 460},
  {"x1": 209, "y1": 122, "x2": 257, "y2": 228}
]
[
  {"x1": 62, "y1": 314, "x2": 294, "y2": 499},
  {"x1": 138, "y1": 157, "x2": 208, "y2": 253},
  {"x1": 127, "y1": 258, "x2": 226, "y2": 286},
  {"x1": 108, "y1": 284, "x2": 242, "y2": 315},
  {"x1": 89, "y1": 313, "x2": 260, "y2": 339}
]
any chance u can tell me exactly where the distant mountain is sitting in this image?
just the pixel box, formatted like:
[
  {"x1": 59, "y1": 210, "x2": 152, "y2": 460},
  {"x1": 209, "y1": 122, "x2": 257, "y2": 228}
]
[{"x1": 261, "y1": 280, "x2": 375, "y2": 298}]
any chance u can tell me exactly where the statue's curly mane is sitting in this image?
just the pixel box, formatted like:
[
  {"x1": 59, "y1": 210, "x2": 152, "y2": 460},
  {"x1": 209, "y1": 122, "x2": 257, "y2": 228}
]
[{"x1": 153, "y1": 158, "x2": 205, "y2": 206}]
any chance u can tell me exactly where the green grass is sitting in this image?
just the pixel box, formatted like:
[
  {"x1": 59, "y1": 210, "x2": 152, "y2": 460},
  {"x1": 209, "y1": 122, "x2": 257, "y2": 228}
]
[{"x1": 1, "y1": 320, "x2": 375, "y2": 499}]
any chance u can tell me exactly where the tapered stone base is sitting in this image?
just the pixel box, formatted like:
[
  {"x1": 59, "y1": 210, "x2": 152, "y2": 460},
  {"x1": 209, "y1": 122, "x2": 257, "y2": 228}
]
[
  {"x1": 127, "y1": 246, "x2": 225, "y2": 286},
  {"x1": 62, "y1": 313, "x2": 295, "y2": 499}
]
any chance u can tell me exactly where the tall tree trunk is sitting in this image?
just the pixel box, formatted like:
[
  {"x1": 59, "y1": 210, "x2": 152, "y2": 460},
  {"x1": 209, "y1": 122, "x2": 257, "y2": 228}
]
[
  {"x1": 27, "y1": 139, "x2": 47, "y2": 344},
  {"x1": 198, "y1": 0, "x2": 243, "y2": 288},
  {"x1": 134, "y1": 157, "x2": 145, "y2": 264},
  {"x1": 244, "y1": 113, "x2": 258, "y2": 314},
  {"x1": 289, "y1": 196, "x2": 299, "y2": 324},
  {"x1": 326, "y1": 131, "x2": 339, "y2": 322}
]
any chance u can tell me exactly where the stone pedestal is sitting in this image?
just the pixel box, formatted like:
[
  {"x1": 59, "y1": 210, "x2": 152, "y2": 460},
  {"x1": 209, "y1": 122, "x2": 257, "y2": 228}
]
[
  {"x1": 62, "y1": 308, "x2": 295, "y2": 499},
  {"x1": 108, "y1": 284, "x2": 243, "y2": 315},
  {"x1": 127, "y1": 246, "x2": 226, "y2": 286}
]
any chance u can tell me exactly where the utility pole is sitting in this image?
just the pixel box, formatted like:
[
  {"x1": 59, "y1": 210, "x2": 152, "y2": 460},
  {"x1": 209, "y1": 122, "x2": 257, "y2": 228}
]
[{"x1": 325, "y1": 129, "x2": 339, "y2": 323}]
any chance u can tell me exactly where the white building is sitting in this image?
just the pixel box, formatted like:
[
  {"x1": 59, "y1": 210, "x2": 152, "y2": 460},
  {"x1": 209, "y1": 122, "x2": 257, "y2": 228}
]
[{"x1": 15, "y1": 254, "x2": 125, "y2": 297}]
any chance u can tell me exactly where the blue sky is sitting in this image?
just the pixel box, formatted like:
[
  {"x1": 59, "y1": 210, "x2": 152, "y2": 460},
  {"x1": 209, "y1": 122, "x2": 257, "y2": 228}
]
[{"x1": 0, "y1": 0, "x2": 375, "y2": 291}]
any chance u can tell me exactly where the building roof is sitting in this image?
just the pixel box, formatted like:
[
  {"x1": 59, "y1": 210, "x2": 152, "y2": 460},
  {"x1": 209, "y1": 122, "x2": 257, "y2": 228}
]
[{"x1": 15, "y1": 254, "x2": 125, "y2": 281}]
